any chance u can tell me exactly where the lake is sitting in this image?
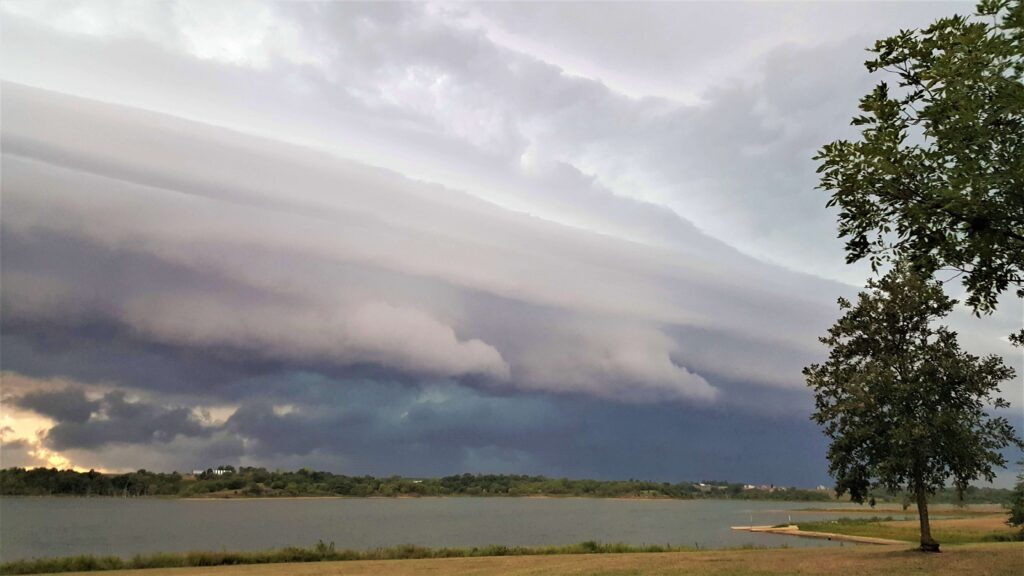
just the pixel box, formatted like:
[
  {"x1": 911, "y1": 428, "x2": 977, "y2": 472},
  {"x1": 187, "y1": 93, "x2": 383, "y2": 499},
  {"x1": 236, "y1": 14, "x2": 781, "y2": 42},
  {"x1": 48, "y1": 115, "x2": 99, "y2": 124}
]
[{"x1": 0, "y1": 497, "x2": 904, "y2": 561}]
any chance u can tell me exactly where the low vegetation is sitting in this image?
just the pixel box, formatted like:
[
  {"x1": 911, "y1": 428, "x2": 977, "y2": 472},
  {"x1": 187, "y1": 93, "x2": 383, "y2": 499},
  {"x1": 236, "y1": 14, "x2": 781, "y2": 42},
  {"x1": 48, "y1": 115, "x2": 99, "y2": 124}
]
[
  {"x1": 4, "y1": 543, "x2": 1023, "y2": 576},
  {"x1": 0, "y1": 540, "x2": 700, "y2": 574}
]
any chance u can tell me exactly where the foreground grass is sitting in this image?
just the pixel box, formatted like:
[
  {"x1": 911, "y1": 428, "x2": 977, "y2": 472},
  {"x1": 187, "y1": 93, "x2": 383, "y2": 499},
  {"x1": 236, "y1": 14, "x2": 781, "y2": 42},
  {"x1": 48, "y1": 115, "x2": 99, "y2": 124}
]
[
  {"x1": 1, "y1": 542, "x2": 701, "y2": 575},
  {"x1": 797, "y1": 513, "x2": 1021, "y2": 545},
  {"x1": 11, "y1": 543, "x2": 1023, "y2": 576}
]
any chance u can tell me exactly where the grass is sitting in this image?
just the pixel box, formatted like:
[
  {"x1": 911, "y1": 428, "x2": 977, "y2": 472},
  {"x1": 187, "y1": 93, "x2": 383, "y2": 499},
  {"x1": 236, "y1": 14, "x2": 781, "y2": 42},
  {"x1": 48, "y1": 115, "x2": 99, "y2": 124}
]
[
  {"x1": 797, "y1": 514, "x2": 1022, "y2": 545},
  {"x1": 796, "y1": 505, "x2": 1002, "y2": 516},
  {"x1": 0, "y1": 541, "x2": 699, "y2": 574},
  {"x1": 7, "y1": 543, "x2": 1022, "y2": 576}
]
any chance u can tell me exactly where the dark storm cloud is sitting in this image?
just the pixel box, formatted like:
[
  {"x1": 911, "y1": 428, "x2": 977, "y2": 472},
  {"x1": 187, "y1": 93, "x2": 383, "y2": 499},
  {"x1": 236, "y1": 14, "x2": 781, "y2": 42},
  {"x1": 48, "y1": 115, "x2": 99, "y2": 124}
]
[
  {"x1": 1, "y1": 322, "x2": 275, "y2": 400},
  {"x1": 12, "y1": 389, "x2": 211, "y2": 451},
  {"x1": 12, "y1": 388, "x2": 97, "y2": 425},
  {"x1": 218, "y1": 382, "x2": 834, "y2": 484},
  {"x1": 0, "y1": 436, "x2": 38, "y2": 468},
  {"x1": 228, "y1": 383, "x2": 1022, "y2": 484}
]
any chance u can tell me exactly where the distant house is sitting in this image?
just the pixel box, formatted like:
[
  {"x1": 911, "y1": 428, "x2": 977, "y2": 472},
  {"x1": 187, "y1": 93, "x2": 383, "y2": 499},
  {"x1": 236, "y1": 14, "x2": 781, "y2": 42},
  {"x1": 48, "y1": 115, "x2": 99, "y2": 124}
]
[{"x1": 192, "y1": 468, "x2": 231, "y2": 476}]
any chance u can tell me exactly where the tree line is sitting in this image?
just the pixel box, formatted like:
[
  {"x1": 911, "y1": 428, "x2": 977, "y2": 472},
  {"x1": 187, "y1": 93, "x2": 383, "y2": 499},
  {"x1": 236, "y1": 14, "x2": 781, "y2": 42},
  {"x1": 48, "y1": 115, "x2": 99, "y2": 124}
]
[{"x1": 0, "y1": 467, "x2": 843, "y2": 500}]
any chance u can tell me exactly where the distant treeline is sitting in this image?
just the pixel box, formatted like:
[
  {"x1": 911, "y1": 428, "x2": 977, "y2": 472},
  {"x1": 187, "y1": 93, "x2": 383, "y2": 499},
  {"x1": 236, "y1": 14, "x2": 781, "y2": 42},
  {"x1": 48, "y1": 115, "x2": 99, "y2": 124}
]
[
  {"x1": 1, "y1": 467, "x2": 1012, "y2": 503},
  {"x1": 0, "y1": 467, "x2": 837, "y2": 500}
]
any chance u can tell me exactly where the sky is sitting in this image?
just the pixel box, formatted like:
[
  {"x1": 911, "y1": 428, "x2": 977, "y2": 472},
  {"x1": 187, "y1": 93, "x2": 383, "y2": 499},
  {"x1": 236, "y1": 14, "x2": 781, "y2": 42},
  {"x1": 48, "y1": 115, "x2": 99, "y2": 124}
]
[{"x1": 1, "y1": 0, "x2": 1021, "y2": 487}]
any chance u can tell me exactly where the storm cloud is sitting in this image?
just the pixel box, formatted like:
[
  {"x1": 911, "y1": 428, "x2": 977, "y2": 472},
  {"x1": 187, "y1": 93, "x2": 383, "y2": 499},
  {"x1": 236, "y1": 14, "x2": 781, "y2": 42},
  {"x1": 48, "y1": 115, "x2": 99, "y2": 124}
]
[
  {"x1": 1, "y1": 1, "x2": 1019, "y2": 484},
  {"x1": 3, "y1": 82, "x2": 831, "y2": 403}
]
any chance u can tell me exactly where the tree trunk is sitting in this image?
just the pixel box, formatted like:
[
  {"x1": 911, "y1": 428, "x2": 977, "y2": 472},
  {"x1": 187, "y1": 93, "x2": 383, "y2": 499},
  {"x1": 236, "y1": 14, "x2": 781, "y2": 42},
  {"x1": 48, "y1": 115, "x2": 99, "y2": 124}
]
[{"x1": 916, "y1": 488, "x2": 940, "y2": 552}]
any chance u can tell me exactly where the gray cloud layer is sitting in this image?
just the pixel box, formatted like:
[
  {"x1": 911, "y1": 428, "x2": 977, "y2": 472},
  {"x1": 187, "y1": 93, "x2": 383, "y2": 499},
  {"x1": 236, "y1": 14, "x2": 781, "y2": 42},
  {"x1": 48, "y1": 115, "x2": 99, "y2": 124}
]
[
  {"x1": 4, "y1": 83, "x2": 848, "y2": 403},
  {"x1": 0, "y1": 1, "x2": 972, "y2": 282}
]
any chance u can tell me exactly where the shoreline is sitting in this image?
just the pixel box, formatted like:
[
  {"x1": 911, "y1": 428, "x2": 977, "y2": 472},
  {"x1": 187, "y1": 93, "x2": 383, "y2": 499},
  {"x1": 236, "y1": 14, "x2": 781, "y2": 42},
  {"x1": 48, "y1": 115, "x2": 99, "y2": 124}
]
[
  {"x1": 3, "y1": 494, "x2": 1008, "y2": 509},
  {"x1": 3, "y1": 493, "x2": 838, "y2": 503},
  {"x1": 2, "y1": 494, "x2": 1008, "y2": 510},
  {"x1": 176, "y1": 494, "x2": 800, "y2": 502}
]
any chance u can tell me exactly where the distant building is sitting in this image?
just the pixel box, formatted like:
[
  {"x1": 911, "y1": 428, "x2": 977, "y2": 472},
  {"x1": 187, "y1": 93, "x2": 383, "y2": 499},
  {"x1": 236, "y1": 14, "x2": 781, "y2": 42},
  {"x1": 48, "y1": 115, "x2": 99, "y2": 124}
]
[{"x1": 192, "y1": 468, "x2": 231, "y2": 476}]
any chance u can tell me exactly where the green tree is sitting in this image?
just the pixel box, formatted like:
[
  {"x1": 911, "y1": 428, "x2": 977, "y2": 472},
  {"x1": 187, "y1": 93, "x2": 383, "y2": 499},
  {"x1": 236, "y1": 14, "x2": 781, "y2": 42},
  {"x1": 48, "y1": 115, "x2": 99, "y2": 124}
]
[
  {"x1": 804, "y1": 265, "x2": 1020, "y2": 551},
  {"x1": 1009, "y1": 461, "x2": 1024, "y2": 532},
  {"x1": 815, "y1": 0, "x2": 1024, "y2": 331}
]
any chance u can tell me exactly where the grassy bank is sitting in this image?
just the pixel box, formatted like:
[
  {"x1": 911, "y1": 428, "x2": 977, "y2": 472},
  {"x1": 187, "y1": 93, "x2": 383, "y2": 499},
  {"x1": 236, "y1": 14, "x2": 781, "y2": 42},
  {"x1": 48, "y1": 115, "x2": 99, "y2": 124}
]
[
  {"x1": 796, "y1": 504, "x2": 1004, "y2": 516},
  {"x1": 1, "y1": 541, "x2": 704, "y2": 575},
  {"x1": 8, "y1": 543, "x2": 1023, "y2": 576},
  {"x1": 797, "y1": 514, "x2": 1021, "y2": 545}
]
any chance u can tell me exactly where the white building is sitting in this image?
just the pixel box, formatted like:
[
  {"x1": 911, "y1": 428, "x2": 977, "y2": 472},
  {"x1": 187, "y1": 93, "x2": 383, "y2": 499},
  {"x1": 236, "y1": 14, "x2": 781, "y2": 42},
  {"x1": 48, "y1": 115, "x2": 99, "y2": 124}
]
[{"x1": 192, "y1": 468, "x2": 231, "y2": 476}]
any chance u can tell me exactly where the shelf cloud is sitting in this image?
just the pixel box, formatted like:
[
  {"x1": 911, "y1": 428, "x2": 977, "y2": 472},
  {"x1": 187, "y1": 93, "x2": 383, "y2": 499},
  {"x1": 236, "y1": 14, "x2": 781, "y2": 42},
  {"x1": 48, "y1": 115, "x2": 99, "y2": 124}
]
[{"x1": 2, "y1": 0, "x2": 1017, "y2": 484}]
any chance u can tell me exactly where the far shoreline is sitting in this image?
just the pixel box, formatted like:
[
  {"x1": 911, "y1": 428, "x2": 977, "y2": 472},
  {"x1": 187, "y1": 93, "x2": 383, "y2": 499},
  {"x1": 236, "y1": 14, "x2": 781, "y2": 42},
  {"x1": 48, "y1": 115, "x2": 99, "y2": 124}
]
[
  {"x1": 2, "y1": 492, "x2": 839, "y2": 501},
  {"x1": 2, "y1": 493, "x2": 1002, "y2": 512},
  {"x1": 3, "y1": 493, "x2": 845, "y2": 503}
]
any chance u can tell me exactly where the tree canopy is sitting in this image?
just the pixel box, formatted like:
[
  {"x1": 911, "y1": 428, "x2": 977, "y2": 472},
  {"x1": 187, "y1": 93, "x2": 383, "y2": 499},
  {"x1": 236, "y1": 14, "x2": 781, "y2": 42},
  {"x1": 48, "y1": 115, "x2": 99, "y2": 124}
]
[
  {"x1": 1009, "y1": 461, "x2": 1024, "y2": 534},
  {"x1": 804, "y1": 265, "x2": 1020, "y2": 551},
  {"x1": 816, "y1": 0, "x2": 1024, "y2": 324}
]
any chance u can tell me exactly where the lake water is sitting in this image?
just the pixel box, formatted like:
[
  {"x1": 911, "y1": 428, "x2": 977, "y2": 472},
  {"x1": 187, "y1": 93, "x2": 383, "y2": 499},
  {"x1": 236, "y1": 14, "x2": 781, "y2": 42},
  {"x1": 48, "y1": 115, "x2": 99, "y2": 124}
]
[{"x1": 0, "y1": 498, "x2": 907, "y2": 561}]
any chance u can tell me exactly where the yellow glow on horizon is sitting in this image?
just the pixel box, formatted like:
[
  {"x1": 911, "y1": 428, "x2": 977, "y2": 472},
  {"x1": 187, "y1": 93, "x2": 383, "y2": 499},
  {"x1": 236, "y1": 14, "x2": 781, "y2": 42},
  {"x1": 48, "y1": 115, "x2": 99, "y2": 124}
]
[
  {"x1": 1, "y1": 412, "x2": 91, "y2": 471},
  {"x1": 1, "y1": 373, "x2": 94, "y2": 472}
]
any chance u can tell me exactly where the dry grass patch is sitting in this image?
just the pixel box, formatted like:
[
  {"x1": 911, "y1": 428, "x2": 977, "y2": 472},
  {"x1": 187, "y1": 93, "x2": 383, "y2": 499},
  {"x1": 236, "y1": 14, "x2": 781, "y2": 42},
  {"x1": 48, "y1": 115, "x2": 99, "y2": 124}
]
[
  {"x1": 798, "y1": 513, "x2": 1019, "y2": 545},
  {"x1": 798, "y1": 505, "x2": 1003, "y2": 517},
  {"x1": 45, "y1": 543, "x2": 1024, "y2": 576}
]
